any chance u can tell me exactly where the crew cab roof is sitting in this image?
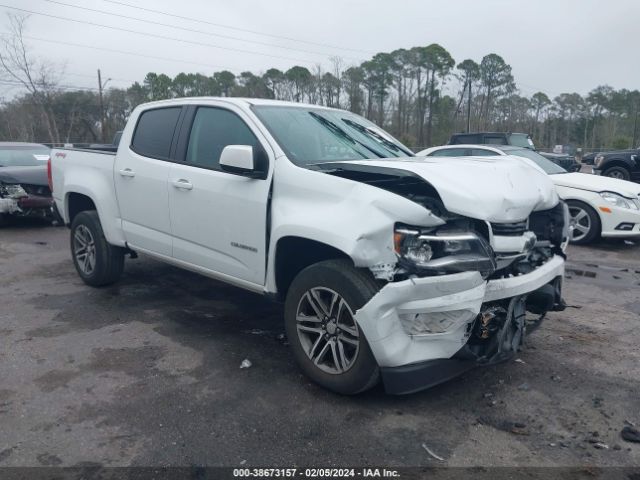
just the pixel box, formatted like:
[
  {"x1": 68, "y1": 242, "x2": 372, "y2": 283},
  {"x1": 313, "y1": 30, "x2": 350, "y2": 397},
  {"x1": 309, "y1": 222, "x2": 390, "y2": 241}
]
[{"x1": 134, "y1": 97, "x2": 339, "y2": 112}]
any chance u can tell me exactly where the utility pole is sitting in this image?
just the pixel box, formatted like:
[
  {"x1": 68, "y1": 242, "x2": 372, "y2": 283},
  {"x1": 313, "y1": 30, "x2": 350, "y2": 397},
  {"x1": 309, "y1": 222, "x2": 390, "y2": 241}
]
[
  {"x1": 97, "y1": 69, "x2": 111, "y2": 143},
  {"x1": 633, "y1": 104, "x2": 639, "y2": 148},
  {"x1": 466, "y1": 80, "x2": 472, "y2": 133}
]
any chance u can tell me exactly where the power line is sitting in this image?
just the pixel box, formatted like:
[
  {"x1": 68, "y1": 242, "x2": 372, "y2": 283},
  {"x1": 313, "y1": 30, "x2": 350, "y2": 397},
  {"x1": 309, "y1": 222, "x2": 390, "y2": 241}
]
[
  {"x1": 0, "y1": 79, "x2": 100, "y2": 91},
  {"x1": 10, "y1": 33, "x2": 246, "y2": 75},
  {"x1": 0, "y1": 4, "x2": 315, "y2": 65},
  {"x1": 65, "y1": 71, "x2": 135, "y2": 84},
  {"x1": 99, "y1": 0, "x2": 375, "y2": 56},
  {"x1": 41, "y1": 0, "x2": 362, "y2": 62}
]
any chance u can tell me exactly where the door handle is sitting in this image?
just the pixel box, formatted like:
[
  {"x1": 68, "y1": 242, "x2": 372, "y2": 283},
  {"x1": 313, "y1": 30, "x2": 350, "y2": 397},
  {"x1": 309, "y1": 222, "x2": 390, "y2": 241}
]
[
  {"x1": 119, "y1": 168, "x2": 135, "y2": 178},
  {"x1": 172, "y1": 179, "x2": 193, "y2": 190}
]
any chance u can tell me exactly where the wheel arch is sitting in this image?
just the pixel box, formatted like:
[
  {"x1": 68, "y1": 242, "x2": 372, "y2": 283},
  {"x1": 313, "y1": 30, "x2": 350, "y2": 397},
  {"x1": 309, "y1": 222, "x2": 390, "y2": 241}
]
[
  {"x1": 273, "y1": 236, "x2": 351, "y2": 301},
  {"x1": 566, "y1": 198, "x2": 602, "y2": 242},
  {"x1": 66, "y1": 192, "x2": 97, "y2": 224},
  {"x1": 61, "y1": 171, "x2": 126, "y2": 247}
]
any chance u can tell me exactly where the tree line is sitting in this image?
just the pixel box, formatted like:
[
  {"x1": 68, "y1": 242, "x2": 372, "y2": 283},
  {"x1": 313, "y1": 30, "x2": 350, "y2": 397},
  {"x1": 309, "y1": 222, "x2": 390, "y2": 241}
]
[{"x1": 1, "y1": 15, "x2": 638, "y2": 151}]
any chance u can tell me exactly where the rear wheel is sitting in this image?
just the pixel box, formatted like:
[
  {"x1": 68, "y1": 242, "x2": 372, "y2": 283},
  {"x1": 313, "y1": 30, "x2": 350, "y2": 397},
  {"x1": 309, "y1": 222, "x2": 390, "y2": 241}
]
[
  {"x1": 567, "y1": 200, "x2": 600, "y2": 244},
  {"x1": 284, "y1": 259, "x2": 380, "y2": 395},
  {"x1": 602, "y1": 166, "x2": 630, "y2": 181},
  {"x1": 70, "y1": 210, "x2": 124, "y2": 286}
]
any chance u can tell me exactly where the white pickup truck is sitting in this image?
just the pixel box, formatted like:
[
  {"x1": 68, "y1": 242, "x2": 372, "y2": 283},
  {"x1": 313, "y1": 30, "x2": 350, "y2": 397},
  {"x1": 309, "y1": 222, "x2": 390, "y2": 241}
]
[{"x1": 50, "y1": 98, "x2": 569, "y2": 395}]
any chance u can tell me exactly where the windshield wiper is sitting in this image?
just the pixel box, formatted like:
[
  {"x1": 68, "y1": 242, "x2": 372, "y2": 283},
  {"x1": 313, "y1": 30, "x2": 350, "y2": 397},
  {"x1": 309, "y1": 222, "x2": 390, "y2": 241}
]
[
  {"x1": 341, "y1": 118, "x2": 414, "y2": 157},
  {"x1": 308, "y1": 112, "x2": 386, "y2": 159}
]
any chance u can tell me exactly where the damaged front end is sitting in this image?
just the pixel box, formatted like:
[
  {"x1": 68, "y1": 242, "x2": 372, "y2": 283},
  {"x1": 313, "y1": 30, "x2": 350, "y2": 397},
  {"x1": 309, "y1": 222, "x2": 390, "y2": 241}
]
[
  {"x1": 354, "y1": 198, "x2": 569, "y2": 394},
  {"x1": 0, "y1": 181, "x2": 54, "y2": 222}
]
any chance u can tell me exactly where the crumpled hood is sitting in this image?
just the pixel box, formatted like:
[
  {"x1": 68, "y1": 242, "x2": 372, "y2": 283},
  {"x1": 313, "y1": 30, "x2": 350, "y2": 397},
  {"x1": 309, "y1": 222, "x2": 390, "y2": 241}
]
[
  {"x1": 0, "y1": 165, "x2": 48, "y2": 186},
  {"x1": 324, "y1": 156, "x2": 559, "y2": 223},
  {"x1": 552, "y1": 172, "x2": 640, "y2": 198}
]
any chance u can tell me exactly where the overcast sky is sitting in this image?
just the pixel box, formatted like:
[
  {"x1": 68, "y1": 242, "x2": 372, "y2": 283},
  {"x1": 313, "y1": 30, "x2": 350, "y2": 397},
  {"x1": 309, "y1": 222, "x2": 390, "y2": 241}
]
[{"x1": 2, "y1": 0, "x2": 638, "y2": 98}]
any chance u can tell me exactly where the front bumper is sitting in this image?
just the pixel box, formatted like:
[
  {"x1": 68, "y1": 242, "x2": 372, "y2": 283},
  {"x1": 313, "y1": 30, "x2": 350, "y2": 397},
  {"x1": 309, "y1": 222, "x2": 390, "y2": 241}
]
[
  {"x1": 599, "y1": 205, "x2": 640, "y2": 238},
  {"x1": 0, "y1": 195, "x2": 54, "y2": 217},
  {"x1": 355, "y1": 255, "x2": 565, "y2": 393}
]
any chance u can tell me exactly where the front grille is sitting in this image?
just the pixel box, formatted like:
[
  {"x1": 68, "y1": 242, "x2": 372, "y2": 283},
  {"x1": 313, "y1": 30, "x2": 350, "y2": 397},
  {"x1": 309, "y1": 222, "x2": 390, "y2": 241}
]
[
  {"x1": 20, "y1": 184, "x2": 51, "y2": 196},
  {"x1": 491, "y1": 221, "x2": 527, "y2": 236}
]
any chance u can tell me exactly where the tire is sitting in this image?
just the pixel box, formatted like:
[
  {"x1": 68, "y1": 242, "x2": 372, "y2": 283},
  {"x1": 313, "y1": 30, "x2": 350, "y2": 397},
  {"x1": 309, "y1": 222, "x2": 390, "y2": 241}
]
[
  {"x1": 602, "y1": 166, "x2": 630, "y2": 181},
  {"x1": 70, "y1": 210, "x2": 125, "y2": 286},
  {"x1": 284, "y1": 259, "x2": 381, "y2": 395},
  {"x1": 567, "y1": 200, "x2": 601, "y2": 245},
  {"x1": 0, "y1": 213, "x2": 9, "y2": 227}
]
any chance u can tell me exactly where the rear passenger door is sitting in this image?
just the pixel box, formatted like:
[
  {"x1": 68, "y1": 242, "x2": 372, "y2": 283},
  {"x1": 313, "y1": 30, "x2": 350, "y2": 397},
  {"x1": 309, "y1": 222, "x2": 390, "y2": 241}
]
[
  {"x1": 168, "y1": 104, "x2": 273, "y2": 287},
  {"x1": 114, "y1": 106, "x2": 184, "y2": 257}
]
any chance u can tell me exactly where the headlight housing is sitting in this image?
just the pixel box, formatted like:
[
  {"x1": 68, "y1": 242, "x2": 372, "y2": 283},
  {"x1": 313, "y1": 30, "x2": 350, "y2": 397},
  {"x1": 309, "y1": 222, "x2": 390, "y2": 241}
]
[
  {"x1": 594, "y1": 154, "x2": 605, "y2": 167},
  {"x1": 600, "y1": 191, "x2": 638, "y2": 210},
  {"x1": 394, "y1": 226, "x2": 496, "y2": 278},
  {"x1": 0, "y1": 183, "x2": 28, "y2": 199}
]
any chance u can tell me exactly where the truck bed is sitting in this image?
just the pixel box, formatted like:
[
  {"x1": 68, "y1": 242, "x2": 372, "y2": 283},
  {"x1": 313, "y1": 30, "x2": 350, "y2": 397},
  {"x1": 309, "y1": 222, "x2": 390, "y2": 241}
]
[{"x1": 50, "y1": 147, "x2": 124, "y2": 246}]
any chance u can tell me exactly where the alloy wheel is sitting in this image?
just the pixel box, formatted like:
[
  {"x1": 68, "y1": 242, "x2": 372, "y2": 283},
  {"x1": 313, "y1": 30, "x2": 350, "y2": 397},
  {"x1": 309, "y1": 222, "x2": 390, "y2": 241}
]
[
  {"x1": 73, "y1": 224, "x2": 96, "y2": 275},
  {"x1": 295, "y1": 287, "x2": 360, "y2": 374},
  {"x1": 569, "y1": 205, "x2": 591, "y2": 242}
]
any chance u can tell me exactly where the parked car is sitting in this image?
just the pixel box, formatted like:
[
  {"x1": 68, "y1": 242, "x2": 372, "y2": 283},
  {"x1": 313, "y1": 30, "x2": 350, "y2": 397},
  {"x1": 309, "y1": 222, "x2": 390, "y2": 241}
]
[
  {"x1": 448, "y1": 133, "x2": 580, "y2": 171},
  {"x1": 582, "y1": 152, "x2": 597, "y2": 166},
  {"x1": 50, "y1": 98, "x2": 568, "y2": 395},
  {"x1": 0, "y1": 142, "x2": 55, "y2": 225},
  {"x1": 593, "y1": 148, "x2": 640, "y2": 181},
  {"x1": 538, "y1": 151, "x2": 580, "y2": 172},
  {"x1": 418, "y1": 145, "x2": 640, "y2": 244},
  {"x1": 449, "y1": 132, "x2": 535, "y2": 149}
]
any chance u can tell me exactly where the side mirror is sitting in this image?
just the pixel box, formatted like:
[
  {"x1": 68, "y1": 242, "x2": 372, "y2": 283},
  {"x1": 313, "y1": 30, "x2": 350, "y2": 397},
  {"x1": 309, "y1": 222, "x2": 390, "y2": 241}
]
[{"x1": 219, "y1": 145, "x2": 268, "y2": 179}]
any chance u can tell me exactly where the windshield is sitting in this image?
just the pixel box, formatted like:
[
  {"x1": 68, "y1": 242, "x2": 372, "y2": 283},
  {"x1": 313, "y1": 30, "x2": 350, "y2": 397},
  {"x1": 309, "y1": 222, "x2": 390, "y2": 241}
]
[
  {"x1": 509, "y1": 133, "x2": 535, "y2": 150},
  {"x1": 0, "y1": 145, "x2": 50, "y2": 167},
  {"x1": 252, "y1": 106, "x2": 413, "y2": 166},
  {"x1": 510, "y1": 148, "x2": 567, "y2": 174}
]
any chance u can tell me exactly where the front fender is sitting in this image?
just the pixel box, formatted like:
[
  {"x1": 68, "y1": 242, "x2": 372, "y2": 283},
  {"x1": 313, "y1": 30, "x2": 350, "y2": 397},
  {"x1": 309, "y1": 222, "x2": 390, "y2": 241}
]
[{"x1": 265, "y1": 159, "x2": 445, "y2": 293}]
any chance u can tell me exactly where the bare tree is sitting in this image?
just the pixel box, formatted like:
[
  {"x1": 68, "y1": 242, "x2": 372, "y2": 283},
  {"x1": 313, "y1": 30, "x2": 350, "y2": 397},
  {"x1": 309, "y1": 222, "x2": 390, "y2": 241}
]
[{"x1": 0, "y1": 13, "x2": 63, "y2": 143}]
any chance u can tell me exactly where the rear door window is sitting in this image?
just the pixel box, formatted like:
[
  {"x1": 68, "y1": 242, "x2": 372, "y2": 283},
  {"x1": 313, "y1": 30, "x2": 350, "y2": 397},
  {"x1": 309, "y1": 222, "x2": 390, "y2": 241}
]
[
  {"x1": 185, "y1": 107, "x2": 260, "y2": 170},
  {"x1": 131, "y1": 107, "x2": 182, "y2": 160}
]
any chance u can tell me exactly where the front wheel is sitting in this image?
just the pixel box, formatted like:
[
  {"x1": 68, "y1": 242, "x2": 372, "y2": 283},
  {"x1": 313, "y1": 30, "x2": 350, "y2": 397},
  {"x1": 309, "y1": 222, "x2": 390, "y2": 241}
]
[
  {"x1": 70, "y1": 210, "x2": 125, "y2": 286},
  {"x1": 602, "y1": 166, "x2": 630, "y2": 181},
  {"x1": 284, "y1": 259, "x2": 381, "y2": 395},
  {"x1": 567, "y1": 200, "x2": 601, "y2": 244}
]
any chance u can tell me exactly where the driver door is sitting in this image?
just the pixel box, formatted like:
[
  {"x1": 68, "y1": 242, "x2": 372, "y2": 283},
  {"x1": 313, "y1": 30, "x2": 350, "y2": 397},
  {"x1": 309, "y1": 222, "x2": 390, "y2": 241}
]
[{"x1": 168, "y1": 104, "x2": 273, "y2": 286}]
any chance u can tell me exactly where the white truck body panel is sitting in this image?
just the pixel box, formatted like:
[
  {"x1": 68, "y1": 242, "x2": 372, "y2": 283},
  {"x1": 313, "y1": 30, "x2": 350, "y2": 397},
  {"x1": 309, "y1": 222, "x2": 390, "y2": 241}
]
[{"x1": 51, "y1": 98, "x2": 567, "y2": 390}]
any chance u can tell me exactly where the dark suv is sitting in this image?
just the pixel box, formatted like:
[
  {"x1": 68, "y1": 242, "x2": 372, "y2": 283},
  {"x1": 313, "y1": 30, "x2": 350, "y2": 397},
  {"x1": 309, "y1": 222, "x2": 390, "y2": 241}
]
[
  {"x1": 593, "y1": 148, "x2": 640, "y2": 182},
  {"x1": 449, "y1": 132, "x2": 535, "y2": 150}
]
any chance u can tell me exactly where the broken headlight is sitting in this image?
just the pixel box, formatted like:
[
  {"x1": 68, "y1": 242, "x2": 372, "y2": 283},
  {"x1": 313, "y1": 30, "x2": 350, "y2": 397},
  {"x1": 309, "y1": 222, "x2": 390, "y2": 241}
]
[
  {"x1": 0, "y1": 183, "x2": 28, "y2": 199},
  {"x1": 394, "y1": 226, "x2": 496, "y2": 278}
]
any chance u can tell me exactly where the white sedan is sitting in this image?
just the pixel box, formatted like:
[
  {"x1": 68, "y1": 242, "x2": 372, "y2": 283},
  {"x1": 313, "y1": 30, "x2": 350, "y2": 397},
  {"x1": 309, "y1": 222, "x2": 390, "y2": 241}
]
[{"x1": 418, "y1": 144, "x2": 640, "y2": 244}]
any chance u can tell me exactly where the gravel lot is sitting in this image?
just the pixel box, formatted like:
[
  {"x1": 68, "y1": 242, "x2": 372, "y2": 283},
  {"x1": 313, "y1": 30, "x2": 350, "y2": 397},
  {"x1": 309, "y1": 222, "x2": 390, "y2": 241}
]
[{"x1": 1, "y1": 219, "x2": 639, "y2": 468}]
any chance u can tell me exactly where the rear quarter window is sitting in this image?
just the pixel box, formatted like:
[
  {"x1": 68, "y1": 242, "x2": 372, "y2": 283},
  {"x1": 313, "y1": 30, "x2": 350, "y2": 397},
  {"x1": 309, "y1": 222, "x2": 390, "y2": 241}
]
[{"x1": 131, "y1": 107, "x2": 182, "y2": 160}]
